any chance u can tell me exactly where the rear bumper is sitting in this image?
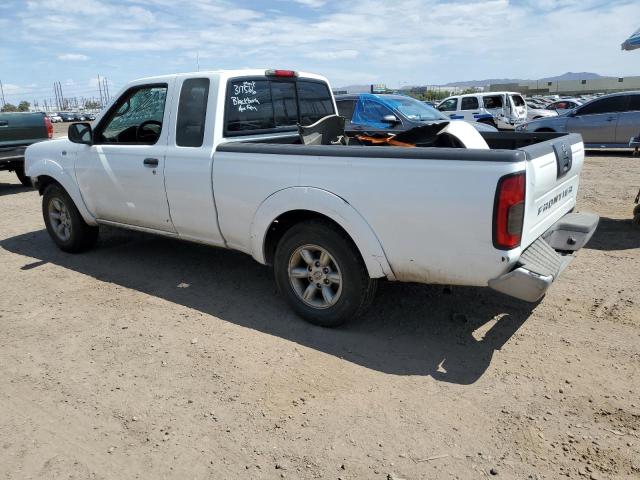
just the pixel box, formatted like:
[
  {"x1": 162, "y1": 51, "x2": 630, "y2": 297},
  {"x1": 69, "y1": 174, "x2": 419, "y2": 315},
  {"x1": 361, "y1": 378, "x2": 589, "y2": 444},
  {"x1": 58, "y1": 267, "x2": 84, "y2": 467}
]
[{"x1": 489, "y1": 211, "x2": 599, "y2": 302}]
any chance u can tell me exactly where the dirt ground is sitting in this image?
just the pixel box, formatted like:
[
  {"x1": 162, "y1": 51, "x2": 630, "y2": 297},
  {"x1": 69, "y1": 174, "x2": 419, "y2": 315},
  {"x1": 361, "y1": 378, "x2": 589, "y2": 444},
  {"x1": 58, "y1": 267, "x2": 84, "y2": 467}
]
[{"x1": 1, "y1": 149, "x2": 639, "y2": 480}]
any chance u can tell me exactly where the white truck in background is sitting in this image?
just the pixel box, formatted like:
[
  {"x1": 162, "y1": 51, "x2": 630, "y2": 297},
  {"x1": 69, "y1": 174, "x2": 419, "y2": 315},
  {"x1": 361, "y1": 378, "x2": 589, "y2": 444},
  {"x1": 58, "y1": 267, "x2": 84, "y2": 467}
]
[
  {"x1": 438, "y1": 91, "x2": 529, "y2": 130},
  {"x1": 24, "y1": 69, "x2": 598, "y2": 327}
]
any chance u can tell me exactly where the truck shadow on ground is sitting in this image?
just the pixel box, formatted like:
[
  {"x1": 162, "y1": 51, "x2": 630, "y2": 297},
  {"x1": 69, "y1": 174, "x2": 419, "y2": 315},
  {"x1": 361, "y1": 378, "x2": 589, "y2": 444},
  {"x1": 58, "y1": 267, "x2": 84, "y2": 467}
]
[
  {"x1": 1, "y1": 227, "x2": 538, "y2": 385},
  {"x1": 585, "y1": 216, "x2": 640, "y2": 251},
  {"x1": 0, "y1": 181, "x2": 31, "y2": 197}
]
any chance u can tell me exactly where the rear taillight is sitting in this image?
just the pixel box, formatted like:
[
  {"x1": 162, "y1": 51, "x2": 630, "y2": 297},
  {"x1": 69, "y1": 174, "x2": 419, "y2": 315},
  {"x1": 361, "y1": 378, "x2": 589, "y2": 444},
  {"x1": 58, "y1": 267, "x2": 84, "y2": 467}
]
[
  {"x1": 493, "y1": 171, "x2": 526, "y2": 249},
  {"x1": 265, "y1": 69, "x2": 298, "y2": 78},
  {"x1": 44, "y1": 116, "x2": 53, "y2": 139}
]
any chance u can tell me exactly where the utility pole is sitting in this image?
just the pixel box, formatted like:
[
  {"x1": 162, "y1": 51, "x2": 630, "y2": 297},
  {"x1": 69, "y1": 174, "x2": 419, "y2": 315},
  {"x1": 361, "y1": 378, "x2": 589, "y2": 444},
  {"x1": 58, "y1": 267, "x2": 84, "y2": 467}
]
[
  {"x1": 103, "y1": 77, "x2": 110, "y2": 102},
  {"x1": 0, "y1": 79, "x2": 5, "y2": 107},
  {"x1": 97, "y1": 74, "x2": 103, "y2": 106}
]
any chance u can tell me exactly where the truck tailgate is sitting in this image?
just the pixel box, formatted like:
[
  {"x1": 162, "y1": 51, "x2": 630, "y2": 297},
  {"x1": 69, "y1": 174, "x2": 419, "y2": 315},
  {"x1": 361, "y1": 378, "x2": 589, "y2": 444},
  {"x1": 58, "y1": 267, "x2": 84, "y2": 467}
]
[{"x1": 519, "y1": 133, "x2": 584, "y2": 249}]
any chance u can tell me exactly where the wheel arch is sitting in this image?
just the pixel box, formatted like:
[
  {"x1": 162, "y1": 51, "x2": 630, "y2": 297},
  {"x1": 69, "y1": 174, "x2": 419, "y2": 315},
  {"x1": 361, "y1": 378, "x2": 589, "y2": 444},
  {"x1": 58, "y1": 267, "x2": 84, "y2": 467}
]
[
  {"x1": 251, "y1": 187, "x2": 394, "y2": 280},
  {"x1": 31, "y1": 162, "x2": 97, "y2": 226}
]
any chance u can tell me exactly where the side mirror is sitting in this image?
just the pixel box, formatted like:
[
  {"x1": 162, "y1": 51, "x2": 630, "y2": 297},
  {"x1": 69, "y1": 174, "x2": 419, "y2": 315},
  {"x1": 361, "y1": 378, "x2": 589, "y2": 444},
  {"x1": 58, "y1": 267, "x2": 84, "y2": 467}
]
[
  {"x1": 383, "y1": 114, "x2": 399, "y2": 124},
  {"x1": 68, "y1": 122, "x2": 93, "y2": 145}
]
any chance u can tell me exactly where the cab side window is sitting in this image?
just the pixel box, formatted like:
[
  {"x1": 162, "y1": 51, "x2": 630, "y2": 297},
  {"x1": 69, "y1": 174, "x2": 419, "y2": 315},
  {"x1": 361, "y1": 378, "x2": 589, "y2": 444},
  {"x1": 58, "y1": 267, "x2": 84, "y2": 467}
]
[
  {"x1": 438, "y1": 98, "x2": 458, "y2": 112},
  {"x1": 98, "y1": 85, "x2": 168, "y2": 145},
  {"x1": 336, "y1": 100, "x2": 357, "y2": 121},
  {"x1": 624, "y1": 94, "x2": 640, "y2": 112},
  {"x1": 577, "y1": 96, "x2": 625, "y2": 116},
  {"x1": 460, "y1": 97, "x2": 479, "y2": 110},
  {"x1": 176, "y1": 78, "x2": 210, "y2": 147}
]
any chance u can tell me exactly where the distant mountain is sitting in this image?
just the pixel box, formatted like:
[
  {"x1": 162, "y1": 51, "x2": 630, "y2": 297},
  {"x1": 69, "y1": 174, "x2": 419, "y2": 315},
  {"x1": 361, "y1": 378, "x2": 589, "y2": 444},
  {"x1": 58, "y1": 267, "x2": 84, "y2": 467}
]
[
  {"x1": 335, "y1": 73, "x2": 607, "y2": 92},
  {"x1": 441, "y1": 78, "x2": 523, "y2": 88},
  {"x1": 539, "y1": 72, "x2": 603, "y2": 82},
  {"x1": 441, "y1": 72, "x2": 604, "y2": 88}
]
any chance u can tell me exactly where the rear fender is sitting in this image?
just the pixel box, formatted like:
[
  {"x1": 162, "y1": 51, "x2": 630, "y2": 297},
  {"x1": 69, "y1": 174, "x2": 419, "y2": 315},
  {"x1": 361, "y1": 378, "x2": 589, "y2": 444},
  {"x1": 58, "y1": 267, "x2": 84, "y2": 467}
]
[{"x1": 250, "y1": 187, "x2": 394, "y2": 280}]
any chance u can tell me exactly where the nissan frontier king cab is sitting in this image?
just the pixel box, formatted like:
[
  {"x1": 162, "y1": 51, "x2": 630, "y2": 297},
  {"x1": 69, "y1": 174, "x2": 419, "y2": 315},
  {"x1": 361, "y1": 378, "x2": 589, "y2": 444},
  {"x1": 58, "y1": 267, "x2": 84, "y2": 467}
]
[{"x1": 25, "y1": 69, "x2": 598, "y2": 327}]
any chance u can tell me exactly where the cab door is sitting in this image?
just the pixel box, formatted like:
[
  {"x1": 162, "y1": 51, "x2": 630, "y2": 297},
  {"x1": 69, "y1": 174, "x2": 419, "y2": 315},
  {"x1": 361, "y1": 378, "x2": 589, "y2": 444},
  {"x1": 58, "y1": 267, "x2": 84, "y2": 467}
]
[
  {"x1": 75, "y1": 82, "x2": 176, "y2": 231},
  {"x1": 437, "y1": 97, "x2": 460, "y2": 119},
  {"x1": 459, "y1": 96, "x2": 481, "y2": 121},
  {"x1": 615, "y1": 94, "x2": 640, "y2": 144}
]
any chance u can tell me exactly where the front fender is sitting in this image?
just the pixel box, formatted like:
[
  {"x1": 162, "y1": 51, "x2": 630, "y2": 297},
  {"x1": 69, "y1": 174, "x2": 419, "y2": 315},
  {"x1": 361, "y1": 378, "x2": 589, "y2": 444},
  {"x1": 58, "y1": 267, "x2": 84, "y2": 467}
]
[
  {"x1": 25, "y1": 141, "x2": 97, "y2": 226},
  {"x1": 250, "y1": 187, "x2": 394, "y2": 280}
]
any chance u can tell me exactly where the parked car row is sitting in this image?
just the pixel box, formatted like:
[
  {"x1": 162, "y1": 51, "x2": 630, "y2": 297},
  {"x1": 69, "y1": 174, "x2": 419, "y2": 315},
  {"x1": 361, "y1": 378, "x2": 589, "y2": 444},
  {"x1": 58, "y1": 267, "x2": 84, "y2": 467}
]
[{"x1": 46, "y1": 111, "x2": 96, "y2": 122}]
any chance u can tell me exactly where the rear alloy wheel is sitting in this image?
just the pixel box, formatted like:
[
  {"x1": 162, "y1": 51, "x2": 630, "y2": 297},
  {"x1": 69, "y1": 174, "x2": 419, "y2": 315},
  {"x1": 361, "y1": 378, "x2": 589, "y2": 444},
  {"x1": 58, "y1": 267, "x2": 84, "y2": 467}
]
[
  {"x1": 274, "y1": 220, "x2": 377, "y2": 327},
  {"x1": 43, "y1": 184, "x2": 98, "y2": 252},
  {"x1": 288, "y1": 244, "x2": 343, "y2": 310}
]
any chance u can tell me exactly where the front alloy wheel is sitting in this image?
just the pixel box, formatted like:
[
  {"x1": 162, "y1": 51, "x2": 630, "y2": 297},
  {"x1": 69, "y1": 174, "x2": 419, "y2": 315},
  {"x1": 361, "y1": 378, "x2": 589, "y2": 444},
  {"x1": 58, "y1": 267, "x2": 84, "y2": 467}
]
[
  {"x1": 42, "y1": 184, "x2": 98, "y2": 253},
  {"x1": 48, "y1": 197, "x2": 73, "y2": 242}
]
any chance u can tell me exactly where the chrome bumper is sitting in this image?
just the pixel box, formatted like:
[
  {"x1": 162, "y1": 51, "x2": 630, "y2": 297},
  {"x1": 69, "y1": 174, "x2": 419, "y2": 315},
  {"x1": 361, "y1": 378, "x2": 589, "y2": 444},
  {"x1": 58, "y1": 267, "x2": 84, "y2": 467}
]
[{"x1": 489, "y1": 212, "x2": 599, "y2": 302}]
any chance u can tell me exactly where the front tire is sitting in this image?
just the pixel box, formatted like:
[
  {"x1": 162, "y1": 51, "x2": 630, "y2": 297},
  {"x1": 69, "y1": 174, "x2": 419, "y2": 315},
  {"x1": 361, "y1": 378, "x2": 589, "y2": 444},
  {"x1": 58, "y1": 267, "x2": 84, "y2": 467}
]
[
  {"x1": 274, "y1": 220, "x2": 377, "y2": 327},
  {"x1": 42, "y1": 184, "x2": 98, "y2": 253}
]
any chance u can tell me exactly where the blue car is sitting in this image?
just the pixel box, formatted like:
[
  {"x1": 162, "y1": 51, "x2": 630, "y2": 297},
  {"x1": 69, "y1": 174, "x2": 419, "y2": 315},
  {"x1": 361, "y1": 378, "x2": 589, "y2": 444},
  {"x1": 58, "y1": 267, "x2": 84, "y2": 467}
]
[{"x1": 335, "y1": 93, "x2": 497, "y2": 136}]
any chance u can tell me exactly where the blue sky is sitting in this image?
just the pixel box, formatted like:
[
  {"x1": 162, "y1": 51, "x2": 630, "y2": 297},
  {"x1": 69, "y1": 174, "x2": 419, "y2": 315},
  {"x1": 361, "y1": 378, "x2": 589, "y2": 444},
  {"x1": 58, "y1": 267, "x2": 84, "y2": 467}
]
[{"x1": 0, "y1": 0, "x2": 639, "y2": 105}]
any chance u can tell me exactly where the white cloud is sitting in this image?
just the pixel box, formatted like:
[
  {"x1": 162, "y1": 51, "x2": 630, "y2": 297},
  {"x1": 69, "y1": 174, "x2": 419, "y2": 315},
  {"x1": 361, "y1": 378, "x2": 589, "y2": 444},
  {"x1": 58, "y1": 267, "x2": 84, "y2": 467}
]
[
  {"x1": 3, "y1": 0, "x2": 640, "y2": 94},
  {"x1": 305, "y1": 49, "x2": 359, "y2": 60},
  {"x1": 58, "y1": 53, "x2": 89, "y2": 61},
  {"x1": 293, "y1": 0, "x2": 327, "y2": 7}
]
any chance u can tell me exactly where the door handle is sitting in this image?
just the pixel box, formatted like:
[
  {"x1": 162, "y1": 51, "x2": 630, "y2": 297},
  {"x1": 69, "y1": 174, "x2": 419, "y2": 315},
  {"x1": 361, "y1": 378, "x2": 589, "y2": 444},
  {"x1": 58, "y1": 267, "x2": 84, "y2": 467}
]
[
  {"x1": 143, "y1": 157, "x2": 159, "y2": 167},
  {"x1": 0, "y1": 120, "x2": 8, "y2": 127},
  {"x1": 606, "y1": 117, "x2": 615, "y2": 122}
]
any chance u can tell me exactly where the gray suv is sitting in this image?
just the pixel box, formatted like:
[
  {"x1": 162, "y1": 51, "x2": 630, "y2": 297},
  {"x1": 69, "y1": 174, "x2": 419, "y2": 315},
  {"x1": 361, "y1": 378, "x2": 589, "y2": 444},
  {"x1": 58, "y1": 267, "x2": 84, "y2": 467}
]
[{"x1": 519, "y1": 91, "x2": 640, "y2": 148}]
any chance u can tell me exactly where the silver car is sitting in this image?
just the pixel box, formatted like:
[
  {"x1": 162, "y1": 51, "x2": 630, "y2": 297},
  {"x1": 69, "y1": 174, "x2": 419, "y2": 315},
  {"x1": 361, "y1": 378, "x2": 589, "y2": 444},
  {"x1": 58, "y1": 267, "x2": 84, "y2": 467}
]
[
  {"x1": 518, "y1": 91, "x2": 640, "y2": 148},
  {"x1": 546, "y1": 99, "x2": 583, "y2": 114}
]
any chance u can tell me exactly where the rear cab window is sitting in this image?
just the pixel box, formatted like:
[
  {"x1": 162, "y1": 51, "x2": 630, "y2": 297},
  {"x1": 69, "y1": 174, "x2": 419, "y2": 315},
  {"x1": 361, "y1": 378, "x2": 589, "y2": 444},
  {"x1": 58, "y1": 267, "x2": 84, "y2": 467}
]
[{"x1": 224, "y1": 76, "x2": 334, "y2": 136}]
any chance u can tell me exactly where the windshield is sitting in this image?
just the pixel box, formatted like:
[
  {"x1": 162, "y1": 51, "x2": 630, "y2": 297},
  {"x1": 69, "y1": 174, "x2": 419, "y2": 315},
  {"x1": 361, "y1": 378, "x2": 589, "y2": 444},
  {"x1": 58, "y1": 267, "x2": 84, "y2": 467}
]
[{"x1": 383, "y1": 96, "x2": 446, "y2": 121}]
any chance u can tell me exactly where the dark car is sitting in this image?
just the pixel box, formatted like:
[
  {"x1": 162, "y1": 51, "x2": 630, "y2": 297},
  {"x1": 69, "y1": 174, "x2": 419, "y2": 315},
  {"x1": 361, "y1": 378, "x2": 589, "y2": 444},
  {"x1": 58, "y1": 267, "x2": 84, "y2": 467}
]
[
  {"x1": 0, "y1": 111, "x2": 52, "y2": 185},
  {"x1": 58, "y1": 112, "x2": 76, "y2": 122},
  {"x1": 335, "y1": 93, "x2": 497, "y2": 136}
]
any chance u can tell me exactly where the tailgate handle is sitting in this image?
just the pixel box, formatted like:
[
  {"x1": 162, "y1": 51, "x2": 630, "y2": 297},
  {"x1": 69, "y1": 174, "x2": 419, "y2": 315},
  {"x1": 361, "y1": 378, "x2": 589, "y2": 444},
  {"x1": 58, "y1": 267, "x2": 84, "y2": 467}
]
[{"x1": 553, "y1": 141, "x2": 573, "y2": 179}]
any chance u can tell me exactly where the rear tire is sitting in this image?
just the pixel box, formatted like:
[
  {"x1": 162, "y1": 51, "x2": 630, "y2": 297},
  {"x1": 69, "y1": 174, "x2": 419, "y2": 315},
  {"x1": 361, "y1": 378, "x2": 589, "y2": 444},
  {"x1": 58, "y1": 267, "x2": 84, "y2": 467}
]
[
  {"x1": 42, "y1": 184, "x2": 98, "y2": 253},
  {"x1": 15, "y1": 164, "x2": 31, "y2": 187},
  {"x1": 274, "y1": 219, "x2": 377, "y2": 327}
]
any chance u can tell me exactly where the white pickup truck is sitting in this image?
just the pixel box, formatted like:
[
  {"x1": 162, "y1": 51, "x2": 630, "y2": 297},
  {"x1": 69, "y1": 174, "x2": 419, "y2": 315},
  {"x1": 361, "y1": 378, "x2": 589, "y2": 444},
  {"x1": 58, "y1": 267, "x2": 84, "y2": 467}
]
[{"x1": 25, "y1": 69, "x2": 598, "y2": 327}]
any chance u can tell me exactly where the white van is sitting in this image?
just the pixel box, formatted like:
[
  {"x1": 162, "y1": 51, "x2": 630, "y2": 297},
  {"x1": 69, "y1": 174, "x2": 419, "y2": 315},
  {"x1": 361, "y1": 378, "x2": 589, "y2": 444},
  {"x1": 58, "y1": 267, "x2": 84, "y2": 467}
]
[{"x1": 437, "y1": 92, "x2": 528, "y2": 130}]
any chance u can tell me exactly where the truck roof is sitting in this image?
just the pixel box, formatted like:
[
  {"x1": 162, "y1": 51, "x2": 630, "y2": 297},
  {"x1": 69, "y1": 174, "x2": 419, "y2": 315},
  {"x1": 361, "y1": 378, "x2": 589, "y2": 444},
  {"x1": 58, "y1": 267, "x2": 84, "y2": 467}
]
[{"x1": 129, "y1": 69, "x2": 330, "y2": 85}]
